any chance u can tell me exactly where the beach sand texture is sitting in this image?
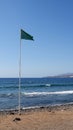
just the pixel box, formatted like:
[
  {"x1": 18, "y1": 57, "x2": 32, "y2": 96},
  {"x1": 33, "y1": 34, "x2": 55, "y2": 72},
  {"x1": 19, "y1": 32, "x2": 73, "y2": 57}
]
[{"x1": 0, "y1": 106, "x2": 73, "y2": 130}]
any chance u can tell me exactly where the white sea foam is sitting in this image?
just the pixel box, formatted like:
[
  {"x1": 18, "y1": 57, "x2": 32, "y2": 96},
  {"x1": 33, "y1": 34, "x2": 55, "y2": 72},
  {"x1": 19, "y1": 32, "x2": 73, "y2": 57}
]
[
  {"x1": 22, "y1": 90, "x2": 73, "y2": 97},
  {"x1": 45, "y1": 84, "x2": 51, "y2": 87},
  {"x1": 22, "y1": 106, "x2": 40, "y2": 110}
]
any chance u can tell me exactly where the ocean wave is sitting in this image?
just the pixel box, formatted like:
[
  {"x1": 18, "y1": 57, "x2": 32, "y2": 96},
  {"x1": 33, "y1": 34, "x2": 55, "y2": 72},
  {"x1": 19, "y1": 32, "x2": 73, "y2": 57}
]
[
  {"x1": 0, "y1": 93, "x2": 17, "y2": 98},
  {"x1": 0, "y1": 83, "x2": 73, "y2": 89},
  {"x1": 1, "y1": 90, "x2": 73, "y2": 98},
  {"x1": 46, "y1": 83, "x2": 73, "y2": 87},
  {"x1": 22, "y1": 90, "x2": 73, "y2": 97}
]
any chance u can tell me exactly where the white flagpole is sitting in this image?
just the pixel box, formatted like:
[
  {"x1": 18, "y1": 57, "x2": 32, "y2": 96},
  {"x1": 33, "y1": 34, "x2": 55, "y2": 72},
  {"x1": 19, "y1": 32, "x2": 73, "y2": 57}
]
[{"x1": 18, "y1": 30, "x2": 21, "y2": 115}]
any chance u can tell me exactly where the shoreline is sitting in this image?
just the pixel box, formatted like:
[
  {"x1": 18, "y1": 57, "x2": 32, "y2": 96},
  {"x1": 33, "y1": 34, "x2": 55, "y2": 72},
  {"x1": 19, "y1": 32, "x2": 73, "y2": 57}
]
[{"x1": 1, "y1": 103, "x2": 73, "y2": 115}]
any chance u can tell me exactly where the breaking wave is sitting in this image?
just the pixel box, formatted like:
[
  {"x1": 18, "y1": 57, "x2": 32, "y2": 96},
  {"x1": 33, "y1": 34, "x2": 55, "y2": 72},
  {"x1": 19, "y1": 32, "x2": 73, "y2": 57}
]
[
  {"x1": 22, "y1": 90, "x2": 73, "y2": 97},
  {"x1": 1, "y1": 89, "x2": 73, "y2": 98}
]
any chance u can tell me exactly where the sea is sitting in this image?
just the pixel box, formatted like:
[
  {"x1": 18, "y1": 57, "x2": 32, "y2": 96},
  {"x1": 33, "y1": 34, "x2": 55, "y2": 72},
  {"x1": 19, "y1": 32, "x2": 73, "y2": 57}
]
[{"x1": 0, "y1": 78, "x2": 73, "y2": 111}]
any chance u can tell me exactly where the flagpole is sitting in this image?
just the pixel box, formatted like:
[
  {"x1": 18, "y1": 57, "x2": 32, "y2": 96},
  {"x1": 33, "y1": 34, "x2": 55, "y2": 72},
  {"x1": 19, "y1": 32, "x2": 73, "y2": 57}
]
[
  {"x1": 18, "y1": 29, "x2": 33, "y2": 115},
  {"x1": 18, "y1": 30, "x2": 21, "y2": 115}
]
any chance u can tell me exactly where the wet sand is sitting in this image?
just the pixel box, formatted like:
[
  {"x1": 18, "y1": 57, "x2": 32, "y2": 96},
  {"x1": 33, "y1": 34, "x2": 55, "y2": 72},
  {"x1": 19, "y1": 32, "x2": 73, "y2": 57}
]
[{"x1": 0, "y1": 104, "x2": 73, "y2": 130}]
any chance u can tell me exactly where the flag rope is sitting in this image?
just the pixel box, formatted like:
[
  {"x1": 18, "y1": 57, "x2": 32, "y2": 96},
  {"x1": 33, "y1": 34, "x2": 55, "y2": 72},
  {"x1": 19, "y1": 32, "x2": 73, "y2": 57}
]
[{"x1": 18, "y1": 32, "x2": 21, "y2": 115}]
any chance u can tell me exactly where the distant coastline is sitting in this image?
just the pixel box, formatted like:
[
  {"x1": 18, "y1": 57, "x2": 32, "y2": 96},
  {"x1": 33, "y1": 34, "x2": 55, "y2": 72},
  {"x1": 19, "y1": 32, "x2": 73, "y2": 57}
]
[{"x1": 46, "y1": 73, "x2": 73, "y2": 78}]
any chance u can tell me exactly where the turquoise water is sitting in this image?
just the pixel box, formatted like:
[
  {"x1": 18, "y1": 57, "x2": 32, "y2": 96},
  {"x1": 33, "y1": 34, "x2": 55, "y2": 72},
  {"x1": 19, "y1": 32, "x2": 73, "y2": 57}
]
[{"x1": 0, "y1": 78, "x2": 73, "y2": 110}]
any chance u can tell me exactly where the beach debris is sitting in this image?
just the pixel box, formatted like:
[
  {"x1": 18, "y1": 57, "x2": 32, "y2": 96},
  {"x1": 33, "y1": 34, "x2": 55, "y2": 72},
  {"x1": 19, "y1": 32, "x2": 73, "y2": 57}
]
[
  {"x1": 13, "y1": 117, "x2": 21, "y2": 121},
  {"x1": 10, "y1": 112, "x2": 15, "y2": 115}
]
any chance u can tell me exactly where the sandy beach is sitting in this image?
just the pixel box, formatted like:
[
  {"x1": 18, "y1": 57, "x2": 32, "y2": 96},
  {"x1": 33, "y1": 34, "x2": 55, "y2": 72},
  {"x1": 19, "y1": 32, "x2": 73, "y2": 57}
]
[{"x1": 0, "y1": 104, "x2": 73, "y2": 130}]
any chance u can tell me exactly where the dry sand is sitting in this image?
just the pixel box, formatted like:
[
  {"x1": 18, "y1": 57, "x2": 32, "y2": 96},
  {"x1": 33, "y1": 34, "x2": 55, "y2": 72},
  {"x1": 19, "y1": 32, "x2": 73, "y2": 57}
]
[{"x1": 0, "y1": 105, "x2": 73, "y2": 130}]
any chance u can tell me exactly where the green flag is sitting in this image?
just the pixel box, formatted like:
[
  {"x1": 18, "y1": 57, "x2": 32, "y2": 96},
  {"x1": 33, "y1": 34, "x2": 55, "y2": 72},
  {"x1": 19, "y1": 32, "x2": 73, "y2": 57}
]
[{"x1": 21, "y1": 29, "x2": 34, "y2": 40}]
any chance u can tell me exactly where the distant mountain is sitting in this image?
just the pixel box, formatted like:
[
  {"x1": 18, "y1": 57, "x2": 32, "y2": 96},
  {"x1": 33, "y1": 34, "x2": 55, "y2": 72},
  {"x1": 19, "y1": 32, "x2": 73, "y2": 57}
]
[{"x1": 47, "y1": 73, "x2": 73, "y2": 78}]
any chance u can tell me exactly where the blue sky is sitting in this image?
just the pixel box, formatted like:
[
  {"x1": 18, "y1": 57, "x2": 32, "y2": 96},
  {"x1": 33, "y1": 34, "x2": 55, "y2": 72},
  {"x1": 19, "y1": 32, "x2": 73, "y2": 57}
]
[{"x1": 0, "y1": 0, "x2": 73, "y2": 77}]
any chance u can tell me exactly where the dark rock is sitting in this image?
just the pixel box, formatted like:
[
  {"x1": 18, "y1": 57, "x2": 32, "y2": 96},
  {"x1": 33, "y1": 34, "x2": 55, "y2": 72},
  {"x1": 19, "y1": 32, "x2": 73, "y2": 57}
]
[{"x1": 13, "y1": 117, "x2": 21, "y2": 121}]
